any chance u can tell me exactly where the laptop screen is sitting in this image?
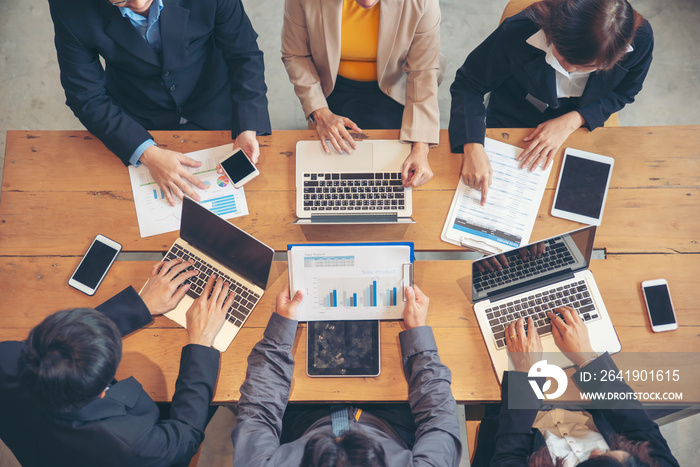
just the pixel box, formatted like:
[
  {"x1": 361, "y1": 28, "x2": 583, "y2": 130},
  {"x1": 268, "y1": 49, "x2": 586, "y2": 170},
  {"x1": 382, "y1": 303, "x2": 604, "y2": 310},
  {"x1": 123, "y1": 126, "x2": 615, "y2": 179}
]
[
  {"x1": 180, "y1": 197, "x2": 273, "y2": 290},
  {"x1": 471, "y1": 226, "x2": 596, "y2": 302}
]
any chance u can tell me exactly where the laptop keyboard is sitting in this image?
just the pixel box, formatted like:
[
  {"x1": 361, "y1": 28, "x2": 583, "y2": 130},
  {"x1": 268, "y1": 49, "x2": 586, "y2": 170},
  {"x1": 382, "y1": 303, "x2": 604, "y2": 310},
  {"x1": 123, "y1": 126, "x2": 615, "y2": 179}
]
[
  {"x1": 164, "y1": 244, "x2": 261, "y2": 328},
  {"x1": 473, "y1": 239, "x2": 575, "y2": 292},
  {"x1": 302, "y1": 172, "x2": 406, "y2": 211},
  {"x1": 487, "y1": 280, "x2": 601, "y2": 349}
]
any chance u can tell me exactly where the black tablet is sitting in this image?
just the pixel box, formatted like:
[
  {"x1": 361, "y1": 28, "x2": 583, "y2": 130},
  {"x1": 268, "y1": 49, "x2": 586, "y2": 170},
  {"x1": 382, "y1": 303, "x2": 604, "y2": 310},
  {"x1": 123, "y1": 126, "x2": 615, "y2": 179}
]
[{"x1": 307, "y1": 320, "x2": 380, "y2": 377}]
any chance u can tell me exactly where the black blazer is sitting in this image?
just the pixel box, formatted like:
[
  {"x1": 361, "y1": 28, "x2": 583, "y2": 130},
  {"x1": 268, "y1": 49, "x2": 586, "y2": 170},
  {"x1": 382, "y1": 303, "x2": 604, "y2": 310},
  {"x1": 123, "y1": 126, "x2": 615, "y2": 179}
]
[
  {"x1": 448, "y1": 12, "x2": 654, "y2": 152},
  {"x1": 48, "y1": 0, "x2": 271, "y2": 164},
  {"x1": 0, "y1": 287, "x2": 220, "y2": 467},
  {"x1": 490, "y1": 354, "x2": 679, "y2": 467}
]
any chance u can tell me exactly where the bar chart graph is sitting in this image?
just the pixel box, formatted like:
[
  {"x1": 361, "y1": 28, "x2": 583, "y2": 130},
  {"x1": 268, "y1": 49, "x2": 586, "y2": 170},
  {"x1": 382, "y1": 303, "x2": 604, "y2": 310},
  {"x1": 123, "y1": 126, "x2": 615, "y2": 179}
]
[{"x1": 315, "y1": 277, "x2": 401, "y2": 309}]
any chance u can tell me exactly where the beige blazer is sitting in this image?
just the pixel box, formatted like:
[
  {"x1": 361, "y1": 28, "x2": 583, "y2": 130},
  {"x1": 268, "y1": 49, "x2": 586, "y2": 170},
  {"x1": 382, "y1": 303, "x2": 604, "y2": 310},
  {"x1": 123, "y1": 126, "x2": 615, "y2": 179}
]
[{"x1": 281, "y1": 0, "x2": 445, "y2": 145}]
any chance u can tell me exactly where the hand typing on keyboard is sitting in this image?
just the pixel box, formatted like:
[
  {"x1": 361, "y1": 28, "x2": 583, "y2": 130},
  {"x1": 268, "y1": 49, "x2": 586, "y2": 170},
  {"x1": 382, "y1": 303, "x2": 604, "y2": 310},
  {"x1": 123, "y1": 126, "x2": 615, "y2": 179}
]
[
  {"x1": 506, "y1": 317, "x2": 543, "y2": 372},
  {"x1": 401, "y1": 142, "x2": 433, "y2": 187},
  {"x1": 186, "y1": 274, "x2": 235, "y2": 348},
  {"x1": 139, "y1": 259, "x2": 200, "y2": 315},
  {"x1": 548, "y1": 306, "x2": 598, "y2": 368}
]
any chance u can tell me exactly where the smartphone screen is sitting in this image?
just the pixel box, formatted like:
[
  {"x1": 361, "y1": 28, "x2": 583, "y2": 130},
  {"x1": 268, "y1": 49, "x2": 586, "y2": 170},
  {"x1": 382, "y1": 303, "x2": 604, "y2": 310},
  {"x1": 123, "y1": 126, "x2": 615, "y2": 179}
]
[
  {"x1": 70, "y1": 236, "x2": 121, "y2": 294},
  {"x1": 643, "y1": 284, "x2": 676, "y2": 326},
  {"x1": 220, "y1": 150, "x2": 256, "y2": 185}
]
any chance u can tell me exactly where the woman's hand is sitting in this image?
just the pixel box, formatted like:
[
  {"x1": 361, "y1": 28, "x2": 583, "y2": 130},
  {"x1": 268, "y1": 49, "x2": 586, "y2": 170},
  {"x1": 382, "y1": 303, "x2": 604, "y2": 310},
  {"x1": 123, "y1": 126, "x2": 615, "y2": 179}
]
[
  {"x1": 518, "y1": 111, "x2": 585, "y2": 171},
  {"x1": 506, "y1": 317, "x2": 543, "y2": 372},
  {"x1": 312, "y1": 107, "x2": 362, "y2": 154},
  {"x1": 548, "y1": 306, "x2": 597, "y2": 368},
  {"x1": 401, "y1": 142, "x2": 433, "y2": 187},
  {"x1": 234, "y1": 130, "x2": 260, "y2": 164},
  {"x1": 461, "y1": 143, "x2": 492, "y2": 206}
]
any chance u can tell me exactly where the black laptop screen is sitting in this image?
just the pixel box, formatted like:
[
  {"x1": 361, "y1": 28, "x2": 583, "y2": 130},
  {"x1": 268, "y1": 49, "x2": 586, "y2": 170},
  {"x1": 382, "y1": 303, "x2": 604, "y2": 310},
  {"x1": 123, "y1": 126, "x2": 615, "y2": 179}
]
[
  {"x1": 180, "y1": 198, "x2": 273, "y2": 290},
  {"x1": 471, "y1": 226, "x2": 596, "y2": 302}
]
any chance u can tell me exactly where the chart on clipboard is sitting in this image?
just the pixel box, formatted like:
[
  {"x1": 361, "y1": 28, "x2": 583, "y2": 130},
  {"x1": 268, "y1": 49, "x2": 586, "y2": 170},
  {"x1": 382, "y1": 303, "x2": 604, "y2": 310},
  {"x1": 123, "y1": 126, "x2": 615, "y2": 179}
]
[{"x1": 288, "y1": 243, "x2": 414, "y2": 321}]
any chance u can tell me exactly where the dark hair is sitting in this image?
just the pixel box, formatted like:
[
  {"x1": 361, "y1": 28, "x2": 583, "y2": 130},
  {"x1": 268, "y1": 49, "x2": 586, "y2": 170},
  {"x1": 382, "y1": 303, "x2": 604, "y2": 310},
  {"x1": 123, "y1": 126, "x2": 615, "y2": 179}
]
[
  {"x1": 527, "y1": 435, "x2": 655, "y2": 467},
  {"x1": 300, "y1": 429, "x2": 388, "y2": 467},
  {"x1": 524, "y1": 0, "x2": 643, "y2": 70},
  {"x1": 18, "y1": 308, "x2": 122, "y2": 413}
]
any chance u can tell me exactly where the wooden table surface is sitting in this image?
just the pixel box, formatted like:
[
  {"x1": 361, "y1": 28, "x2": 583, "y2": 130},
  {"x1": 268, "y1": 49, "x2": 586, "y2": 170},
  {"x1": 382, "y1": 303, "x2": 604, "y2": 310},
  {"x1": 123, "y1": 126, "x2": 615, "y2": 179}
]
[{"x1": 1, "y1": 127, "x2": 698, "y2": 403}]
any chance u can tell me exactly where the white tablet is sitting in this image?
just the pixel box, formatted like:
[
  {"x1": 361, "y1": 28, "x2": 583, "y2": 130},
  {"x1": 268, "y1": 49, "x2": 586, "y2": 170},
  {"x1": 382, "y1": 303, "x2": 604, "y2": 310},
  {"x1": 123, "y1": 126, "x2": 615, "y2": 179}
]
[{"x1": 551, "y1": 148, "x2": 614, "y2": 226}]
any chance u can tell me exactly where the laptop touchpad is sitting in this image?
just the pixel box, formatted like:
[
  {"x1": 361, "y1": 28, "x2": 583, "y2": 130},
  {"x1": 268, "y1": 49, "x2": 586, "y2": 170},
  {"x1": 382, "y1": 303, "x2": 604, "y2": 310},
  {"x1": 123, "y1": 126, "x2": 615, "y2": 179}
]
[{"x1": 330, "y1": 143, "x2": 373, "y2": 171}]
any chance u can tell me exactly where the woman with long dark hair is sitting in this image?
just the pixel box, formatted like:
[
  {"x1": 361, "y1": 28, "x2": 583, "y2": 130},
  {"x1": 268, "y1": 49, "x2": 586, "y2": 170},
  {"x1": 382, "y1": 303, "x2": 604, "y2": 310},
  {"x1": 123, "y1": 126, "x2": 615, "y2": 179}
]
[{"x1": 448, "y1": 0, "x2": 653, "y2": 204}]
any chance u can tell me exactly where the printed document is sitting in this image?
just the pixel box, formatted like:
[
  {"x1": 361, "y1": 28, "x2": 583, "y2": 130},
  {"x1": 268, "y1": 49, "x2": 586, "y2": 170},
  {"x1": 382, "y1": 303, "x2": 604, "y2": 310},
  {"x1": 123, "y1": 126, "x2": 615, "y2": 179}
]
[
  {"x1": 288, "y1": 243, "x2": 413, "y2": 321},
  {"x1": 441, "y1": 138, "x2": 552, "y2": 254},
  {"x1": 128, "y1": 144, "x2": 249, "y2": 238}
]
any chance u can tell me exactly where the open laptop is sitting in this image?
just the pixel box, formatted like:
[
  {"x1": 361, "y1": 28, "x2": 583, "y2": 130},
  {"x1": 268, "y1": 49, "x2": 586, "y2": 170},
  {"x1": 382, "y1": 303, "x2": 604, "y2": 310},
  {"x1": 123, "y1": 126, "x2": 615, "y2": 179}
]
[
  {"x1": 294, "y1": 140, "x2": 414, "y2": 224},
  {"x1": 471, "y1": 226, "x2": 621, "y2": 382},
  {"x1": 147, "y1": 197, "x2": 274, "y2": 352}
]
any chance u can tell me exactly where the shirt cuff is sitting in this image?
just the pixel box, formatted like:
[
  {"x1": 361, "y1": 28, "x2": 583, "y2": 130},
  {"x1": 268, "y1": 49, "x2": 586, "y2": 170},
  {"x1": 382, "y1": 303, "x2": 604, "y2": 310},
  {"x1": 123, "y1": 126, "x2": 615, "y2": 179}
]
[
  {"x1": 129, "y1": 139, "x2": 157, "y2": 166},
  {"x1": 263, "y1": 312, "x2": 298, "y2": 346},
  {"x1": 399, "y1": 325, "x2": 438, "y2": 358}
]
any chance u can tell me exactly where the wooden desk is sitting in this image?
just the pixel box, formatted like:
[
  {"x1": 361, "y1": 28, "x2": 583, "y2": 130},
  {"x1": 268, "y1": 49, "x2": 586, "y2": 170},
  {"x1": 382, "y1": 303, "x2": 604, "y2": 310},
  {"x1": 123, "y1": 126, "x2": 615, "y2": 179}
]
[{"x1": 1, "y1": 128, "x2": 699, "y2": 403}]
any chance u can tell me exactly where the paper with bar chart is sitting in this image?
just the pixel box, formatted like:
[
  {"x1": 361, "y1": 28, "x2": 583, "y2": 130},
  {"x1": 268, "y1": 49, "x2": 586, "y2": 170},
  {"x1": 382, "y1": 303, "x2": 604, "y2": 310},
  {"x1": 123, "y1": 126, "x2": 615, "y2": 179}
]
[
  {"x1": 288, "y1": 243, "x2": 413, "y2": 321},
  {"x1": 128, "y1": 144, "x2": 249, "y2": 237}
]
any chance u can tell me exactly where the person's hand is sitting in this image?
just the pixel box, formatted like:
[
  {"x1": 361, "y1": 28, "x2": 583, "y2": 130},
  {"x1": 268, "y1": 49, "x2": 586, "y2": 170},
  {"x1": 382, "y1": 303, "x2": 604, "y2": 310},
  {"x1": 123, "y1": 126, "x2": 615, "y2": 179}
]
[
  {"x1": 139, "y1": 259, "x2": 199, "y2": 315},
  {"x1": 461, "y1": 143, "x2": 492, "y2": 206},
  {"x1": 140, "y1": 145, "x2": 206, "y2": 206},
  {"x1": 506, "y1": 317, "x2": 543, "y2": 372},
  {"x1": 518, "y1": 111, "x2": 585, "y2": 171},
  {"x1": 234, "y1": 130, "x2": 260, "y2": 164},
  {"x1": 185, "y1": 275, "x2": 235, "y2": 347},
  {"x1": 476, "y1": 254, "x2": 509, "y2": 273},
  {"x1": 402, "y1": 284, "x2": 429, "y2": 329},
  {"x1": 312, "y1": 107, "x2": 362, "y2": 154},
  {"x1": 548, "y1": 306, "x2": 597, "y2": 367},
  {"x1": 519, "y1": 241, "x2": 547, "y2": 261},
  {"x1": 401, "y1": 142, "x2": 433, "y2": 187},
  {"x1": 275, "y1": 285, "x2": 304, "y2": 320}
]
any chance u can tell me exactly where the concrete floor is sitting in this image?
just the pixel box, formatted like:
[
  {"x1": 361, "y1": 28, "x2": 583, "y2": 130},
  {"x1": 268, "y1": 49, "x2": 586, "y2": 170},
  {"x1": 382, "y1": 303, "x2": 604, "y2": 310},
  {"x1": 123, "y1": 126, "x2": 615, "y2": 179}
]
[{"x1": 1, "y1": 0, "x2": 699, "y2": 465}]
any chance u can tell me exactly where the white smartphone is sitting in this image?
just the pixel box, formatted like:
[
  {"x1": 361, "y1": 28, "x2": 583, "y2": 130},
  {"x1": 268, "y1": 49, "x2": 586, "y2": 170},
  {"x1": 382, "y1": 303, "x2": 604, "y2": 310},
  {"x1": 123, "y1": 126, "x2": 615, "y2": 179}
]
[
  {"x1": 220, "y1": 148, "x2": 259, "y2": 188},
  {"x1": 641, "y1": 279, "x2": 678, "y2": 332},
  {"x1": 68, "y1": 234, "x2": 122, "y2": 296},
  {"x1": 551, "y1": 148, "x2": 614, "y2": 226}
]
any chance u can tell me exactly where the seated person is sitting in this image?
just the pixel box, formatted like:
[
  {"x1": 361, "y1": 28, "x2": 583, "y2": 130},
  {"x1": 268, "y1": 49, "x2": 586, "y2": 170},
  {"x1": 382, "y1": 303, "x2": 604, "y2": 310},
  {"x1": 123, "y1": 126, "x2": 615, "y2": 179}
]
[
  {"x1": 48, "y1": 0, "x2": 272, "y2": 206},
  {"x1": 281, "y1": 0, "x2": 445, "y2": 187},
  {"x1": 0, "y1": 259, "x2": 232, "y2": 466},
  {"x1": 231, "y1": 284, "x2": 462, "y2": 466},
  {"x1": 448, "y1": 0, "x2": 653, "y2": 204},
  {"x1": 473, "y1": 307, "x2": 679, "y2": 466}
]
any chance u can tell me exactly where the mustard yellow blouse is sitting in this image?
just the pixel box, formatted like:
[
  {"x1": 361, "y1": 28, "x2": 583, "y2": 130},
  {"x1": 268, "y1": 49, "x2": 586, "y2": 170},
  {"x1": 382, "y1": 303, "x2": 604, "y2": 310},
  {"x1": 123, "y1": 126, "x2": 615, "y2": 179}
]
[{"x1": 338, "y1": 0, "x2": 380, "y2": 82}]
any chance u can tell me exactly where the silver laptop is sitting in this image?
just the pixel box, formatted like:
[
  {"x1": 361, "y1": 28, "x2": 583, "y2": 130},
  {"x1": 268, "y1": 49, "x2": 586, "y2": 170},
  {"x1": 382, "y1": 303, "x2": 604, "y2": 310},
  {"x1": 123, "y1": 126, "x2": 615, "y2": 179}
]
[
  {"x1": 471, "y1": 226, "x2": 621, "y2": 382},
  {"x1": 147, "y1": 197, "x2": 274, "y2": 352},
  {"x1": 294, "y1": 140, "x2": 414, "y2": 224}
]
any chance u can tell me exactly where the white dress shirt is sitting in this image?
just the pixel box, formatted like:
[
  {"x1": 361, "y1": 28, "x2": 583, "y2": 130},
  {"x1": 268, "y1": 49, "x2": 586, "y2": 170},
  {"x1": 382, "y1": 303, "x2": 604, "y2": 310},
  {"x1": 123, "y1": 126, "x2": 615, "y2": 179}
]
[
  {"x1": 526, "y1": 30, "x2": 633, "y2": 99},
  {"x1": 533, "y1": 409, "x2": 610, "y2": 467}
]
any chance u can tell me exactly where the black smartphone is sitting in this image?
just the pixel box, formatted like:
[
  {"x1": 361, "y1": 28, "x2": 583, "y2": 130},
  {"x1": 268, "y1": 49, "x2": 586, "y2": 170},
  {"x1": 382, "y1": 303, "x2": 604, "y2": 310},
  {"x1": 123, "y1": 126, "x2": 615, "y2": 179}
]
[
  {"x1": 220, "y1": 148, "x2": 259, "y2": 188},
  {"x1": 68, "y1": 234, "x2": 122, "y2": 295}
]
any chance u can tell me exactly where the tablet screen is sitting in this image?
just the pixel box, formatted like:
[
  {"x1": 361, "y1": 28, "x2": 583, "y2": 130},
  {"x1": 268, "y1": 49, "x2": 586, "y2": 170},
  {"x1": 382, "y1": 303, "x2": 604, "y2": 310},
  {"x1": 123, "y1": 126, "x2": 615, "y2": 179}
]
[
  {"x1": 307, "y1": 320, "x2": 380, "y2": 377},
  {"x1": 554, "y1": 155, "x2": 612, "y2": 219}
]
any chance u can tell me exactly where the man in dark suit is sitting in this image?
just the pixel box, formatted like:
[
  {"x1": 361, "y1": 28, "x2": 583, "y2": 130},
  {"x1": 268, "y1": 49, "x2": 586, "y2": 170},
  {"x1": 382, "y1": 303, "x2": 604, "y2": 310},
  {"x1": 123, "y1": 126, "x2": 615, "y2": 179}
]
[
  {"x1": 0, "y1": 259, "x2": 233, "y2": 466},
  {"x1": 48, "y1": 0, "x2": 271, "y2": 206}
]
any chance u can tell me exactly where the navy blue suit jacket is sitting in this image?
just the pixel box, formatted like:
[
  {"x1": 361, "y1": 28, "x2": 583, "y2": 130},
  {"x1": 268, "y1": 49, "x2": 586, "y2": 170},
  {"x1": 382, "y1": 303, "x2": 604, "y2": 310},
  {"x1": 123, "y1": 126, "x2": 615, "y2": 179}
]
[
  {"x1": 448, "y1": 12, "x2": 654, "y2": 152},
  {"x1": 0, "y1": 287, "x2": 220, "y2": 467},
  {"x1": 490, "y1": 354, "x2": 679, "y2": 467},
  {"x1": 48, "y1": 0, "x2": 271, "y2": 164}
]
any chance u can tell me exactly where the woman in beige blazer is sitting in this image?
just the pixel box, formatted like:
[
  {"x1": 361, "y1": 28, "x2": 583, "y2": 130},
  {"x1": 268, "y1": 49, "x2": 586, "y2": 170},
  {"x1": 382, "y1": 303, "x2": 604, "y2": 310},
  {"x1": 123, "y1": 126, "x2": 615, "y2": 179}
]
[{"x1": 281, "y1": 0, "x2": 444, "y2": 187}]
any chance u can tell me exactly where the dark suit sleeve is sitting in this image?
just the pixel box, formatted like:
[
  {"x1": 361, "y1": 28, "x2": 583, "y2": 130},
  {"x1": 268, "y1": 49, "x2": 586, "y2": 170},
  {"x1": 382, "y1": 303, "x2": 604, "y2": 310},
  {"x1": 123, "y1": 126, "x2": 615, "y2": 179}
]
[
  {"x1": 95, "y1": 286, "x2": 153, "y2": 337},
  {"x1": 48, "y1": 0, "x2": 153, "y2": 165},
  {"x1": 448, "y1": 22, "x2": 514, "y2": 152},
  {"x1": 576, "y1": 21, "x2": 654, "y2": 130},
  {"x1": 573, "y1": 354, "x2": 679, "y2": 467},
  {"x1": 213, "y1": 0, "x2": 271, "y2": 138},
  {"x1": 490, "y1": 371, "x2": 544, "y2": 466}
]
